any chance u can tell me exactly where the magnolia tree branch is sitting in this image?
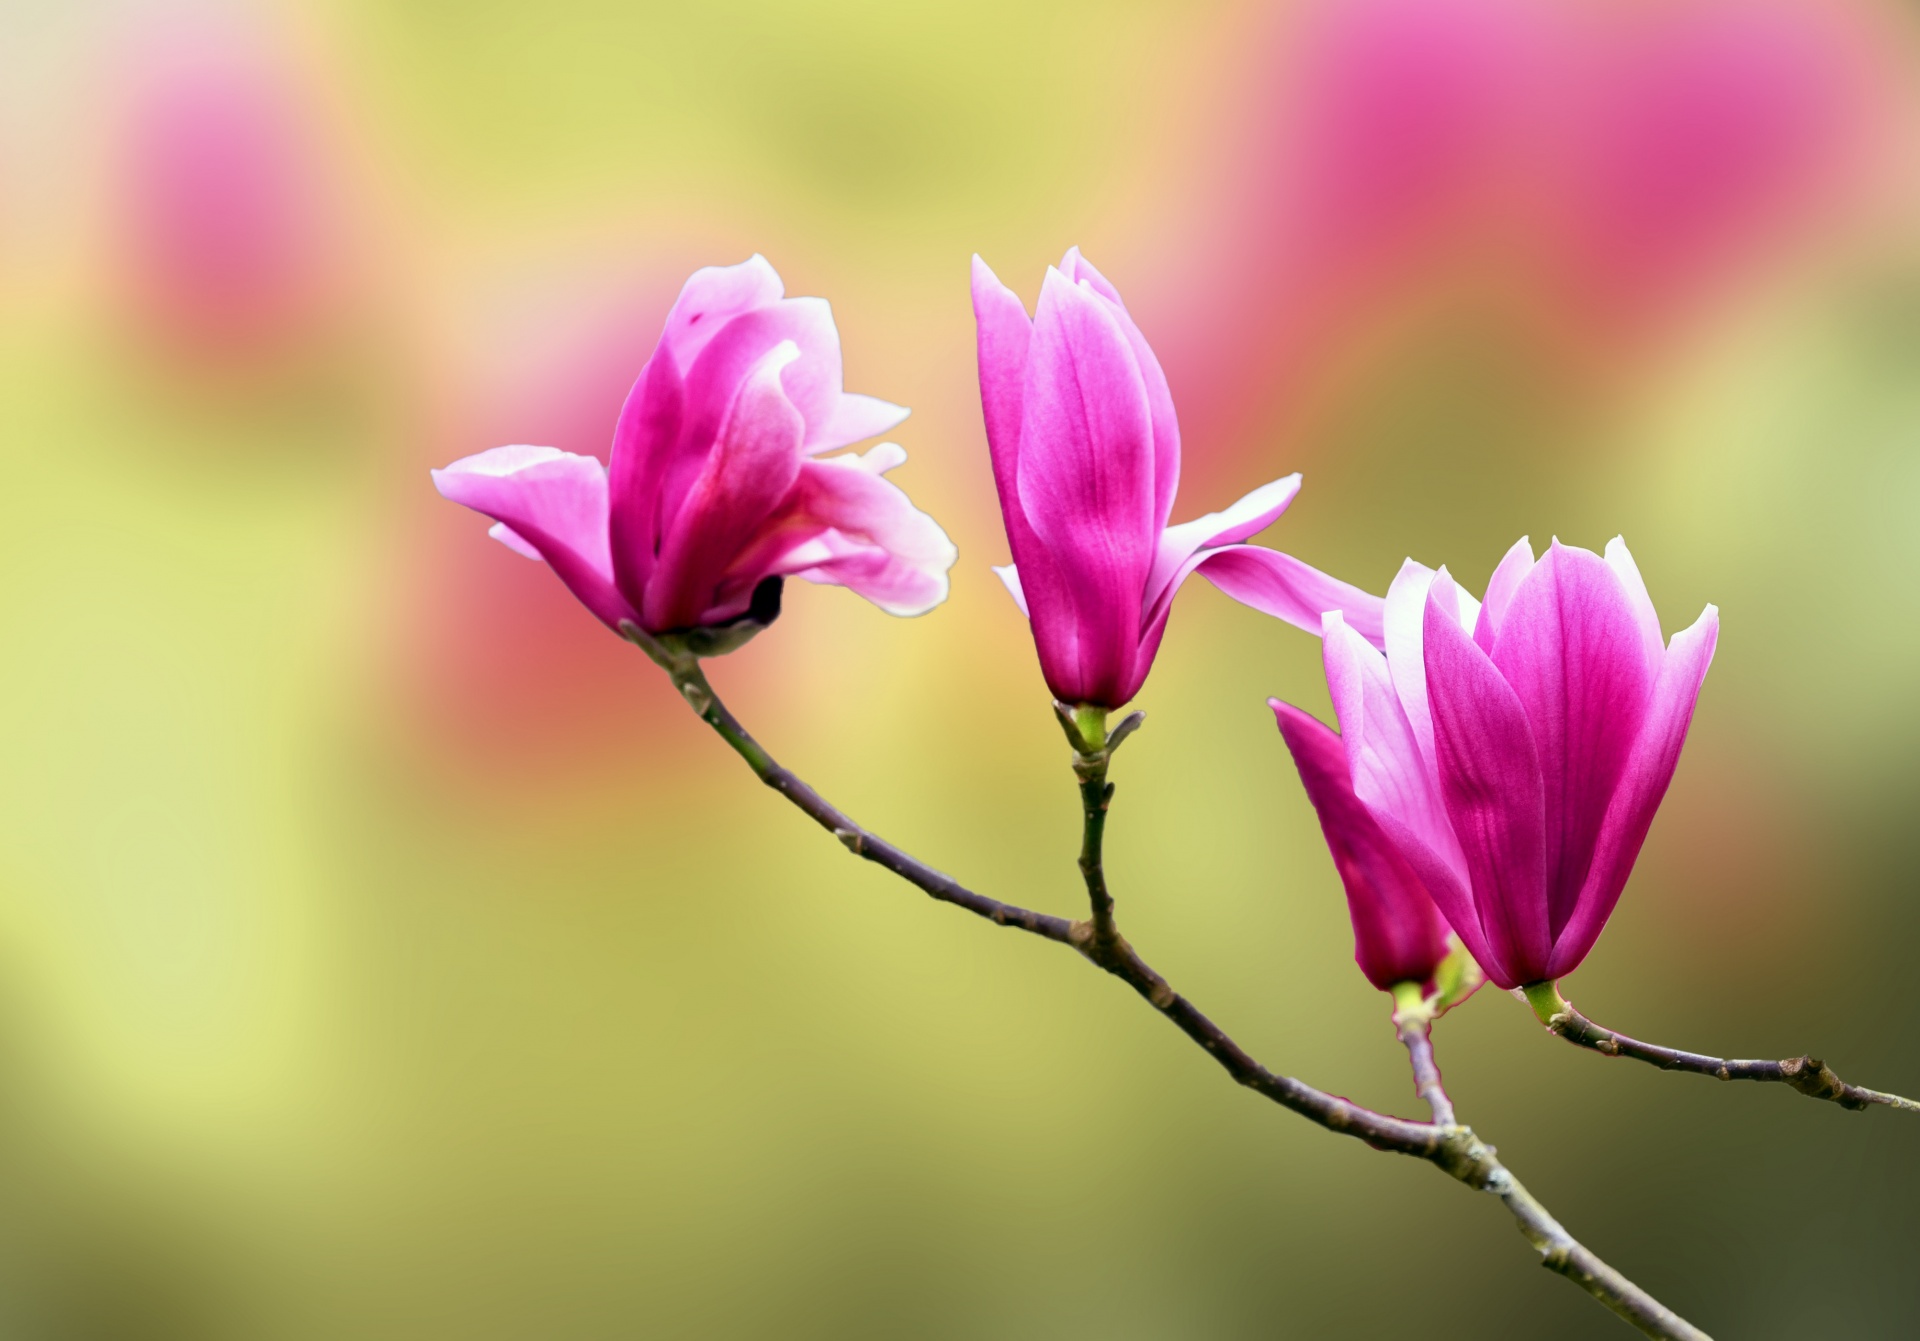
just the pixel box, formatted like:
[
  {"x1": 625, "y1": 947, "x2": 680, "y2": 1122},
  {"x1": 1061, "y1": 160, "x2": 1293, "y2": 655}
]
[
  {"x1": 1523, "y1": 984, "x2": 1920, "y2": 1114},
  {"x1": 639, "y1": 638, "x2": 1708, "y2": 1340}
]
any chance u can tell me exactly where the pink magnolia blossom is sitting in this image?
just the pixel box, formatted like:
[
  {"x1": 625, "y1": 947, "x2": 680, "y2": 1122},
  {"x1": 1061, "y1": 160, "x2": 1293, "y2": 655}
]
[
  {"x1": 117, "y1": 21, "x2": 344, "y2": 359},
  {"x1": 435, "y1": 256, "x2": 957, "y2": 643},
  {"x1": 972, "y1": 248, "x2": 1385, "y2": 708},
  {"x1": 1272, "y1": 700, "x2": 1454, "y2": 991},
  {"x1": 1290, "y1": 537, "x2": 1716, "y2": 989}
]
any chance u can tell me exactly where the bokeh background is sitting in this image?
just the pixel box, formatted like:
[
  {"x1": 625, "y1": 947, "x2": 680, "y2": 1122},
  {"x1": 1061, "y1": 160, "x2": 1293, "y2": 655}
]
[{"x1": 4, "y1": 0, "x2": 1920, "y2": 1336}]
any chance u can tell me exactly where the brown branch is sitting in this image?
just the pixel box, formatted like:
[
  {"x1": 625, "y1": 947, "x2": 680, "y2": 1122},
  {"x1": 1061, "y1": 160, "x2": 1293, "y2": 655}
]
[
  {"x1": 1524, "y1": 983, "x2": 1920, "y2": 1115},
  {"x1": 639, "y1": 639, "x2": 1709, "y2": 1340}
]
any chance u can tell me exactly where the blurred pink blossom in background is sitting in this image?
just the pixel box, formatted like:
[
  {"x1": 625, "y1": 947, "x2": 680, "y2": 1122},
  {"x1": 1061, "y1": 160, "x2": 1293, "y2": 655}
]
[
  {"x1": 110, "y1": 15, "x2": 354, "y2": 368},
  {"x1": 1153, "y1": 0, "x2": 1903, "y2": 484}
]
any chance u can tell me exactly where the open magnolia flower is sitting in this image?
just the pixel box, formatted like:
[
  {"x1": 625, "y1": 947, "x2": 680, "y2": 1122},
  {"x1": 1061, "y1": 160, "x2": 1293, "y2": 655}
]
[
  {"x1": 972, "y1": 247, "x2": 1385, "y2": 709},
  {"x1": 1284, "y1": 538, "x2": 1717, "y2": 990},
  {"x1": 434, "y1": 255, "x2": 957, "y2": 650}
]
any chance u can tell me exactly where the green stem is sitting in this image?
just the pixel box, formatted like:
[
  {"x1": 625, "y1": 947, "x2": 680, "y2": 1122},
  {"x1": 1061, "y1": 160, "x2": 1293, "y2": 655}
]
[{"x1": 1065, "y1": 703, "x2": 1119, "y2": 949}]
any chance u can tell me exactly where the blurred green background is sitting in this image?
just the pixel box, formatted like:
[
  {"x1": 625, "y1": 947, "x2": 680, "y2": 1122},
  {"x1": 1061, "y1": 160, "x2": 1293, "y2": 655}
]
[{"x1": 4, "y1": 0, "x2": 1920, "y2": 1336}]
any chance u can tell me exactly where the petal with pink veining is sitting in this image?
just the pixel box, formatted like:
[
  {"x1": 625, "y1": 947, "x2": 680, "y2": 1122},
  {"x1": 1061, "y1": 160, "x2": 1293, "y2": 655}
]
[
  {"x1": 1546, "y1": 604, "x2": 1718, "y2": 979},
  {"x1": 1015, "y1": 266, "x2": 1158, "y2": 704},
  {"x1": 431, "y1": 446, "x2": 637, "y2": 630},
  {"x1": 645, "y1": 343, "x2": 806, "y2": 630},
  {"x1": 1188, "y1": 545, "x2": 1386, "y2": 644},
  {"x1": 1321, "y1": 614, "x2": 1476, "y2": 957},
  {"x1": 1143, "y1": 474, "x2": 1300, "y2": 618},
  {"x1": 1273, "y1": 700, "x2": 1453, "y2": 990},
  {"x1": 1604, "y1": 536, "x2": 1666, "y2": 681},
  {"x1": 1489, "y1": 542, "x2": 1654, "y2": 940},
  {"x1": 810, "y1": 393, "x2": 909, "y2": 454},
  {"x1": 1060, "y1": 247, "x2": 1180, "y2": 532},
  {"x1": 729, "y1": 442, "x2": 957, "y2": 619},
  {"x1": 1472, "y1": 535, "x2": 1534, "y2": 652},
  {"x1": 972, "y1": 255, "x2": 1080, "y2": 697},
  {"x1": 654, "y1": 254, "x2": 785, "y2": 374},
  {"x1": 1384, "y1": 559, "x2": 1481, "y2": 773},
  {"x1": 1424, "y1": 581, "x2": 1550, "y2": 988}
]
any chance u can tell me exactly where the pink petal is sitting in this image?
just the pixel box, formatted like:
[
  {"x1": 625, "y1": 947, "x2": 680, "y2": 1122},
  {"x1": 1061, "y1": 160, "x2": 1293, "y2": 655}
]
[
  {"x1": 1424, "y1": 579, "x2": 1550, "y2": 988},
  {"x1": 644, "y1": 343, "x2": 806, "y2": 630},
  {"x1": 1273, "y1": 700, "x2": 1453, "y2": 990},
  {"x1": 1604, "y1": 536, "x2": 1667, "y2": 682},
  {"x1": 607, "y1": 258, "x2": 781, "y2": 610},
  {"x1": 1187, "y1": 544, "x2": 1387, "y2": 644},
  {"x1": 431, "y1": 446, "x2": 637, "y2": 630},
  {"x1": 1472, "y1": 535, "x2": 1534, "y2": 652},
  {"x1": 1489, "y1": 542, "x2": 1654, "y2": 940},
  {"x1": 1059, "y1": 247, "x2": 1180, "y2": 534},
  {"x1": 1321, "y1": 613, "x2": 1479, "y2": 965},
  {"x1": 972, "y1": 255, "x2": 1082, "y2": 700},
  {"x1": 486, "y1": 522, "x2": 542, "y2": 561},
  {"x1": 679, "y1": 296, "x2": 848, "y2": 456},
  {"x1": 653, "y1": 254, "x2": 785, "y2": 374},
  {"x1": 733, "y1": 443, "x2": 957, "y2": 618},
  {"x1": 1143, "y1": 474, "x2": 1301, "y2": 618},
  {"x1": 810, "y1": 393, "x2": 910, "y2": 453},
  {"x1": 607, "y1": 349, "x2": 681, "y2": 609},
  {"x1": 993, "y1": 564, "x2": 1029, "y2": 617},
  {"x1": 1015, "y1": 266, "x2": 1159, "y2": 705},
  {"x1": 1546, "y1": 604, "x2": 1718, "y2": 979}
]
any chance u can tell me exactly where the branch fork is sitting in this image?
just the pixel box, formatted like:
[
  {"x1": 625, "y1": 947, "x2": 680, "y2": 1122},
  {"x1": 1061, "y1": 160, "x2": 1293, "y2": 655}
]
[{"x1": 649, "y1": 654, "x2": 1716, "y2": 1339}]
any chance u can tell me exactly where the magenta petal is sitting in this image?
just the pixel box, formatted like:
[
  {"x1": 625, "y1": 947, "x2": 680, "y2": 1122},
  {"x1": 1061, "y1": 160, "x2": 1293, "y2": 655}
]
[
  {"x1": 654, "y1": 254, "x2": 785, "y2": 373},
  {"x1": 1143, "y1": 474, "x2": 1300, "y2": 617},
  {"x1": 1546, "y1": 604, "x2": 1718, "y2": 979},
  {"x1": 677, "y1": 297, "x2": 847, "y2": 457},
  {"x1": 1015, "y1": 266, "x2": 1158, "y2": 704},
  {"x1": 1189, "y1": 545, "x2": 1387, "y2": 645},
  {"x1": 1472, "y1": 535, "x2": 1534, "y2": 652},
  {"x1": 431, "y1": 446, "x2": 637, "y2": 630},
  {"x1": 1605, "y1": 536, "x2": 1667, "y2": 682},
  {"x1": 1274, "y1": 700, "x2": 1452, "y2": 990},
  {"x1": 1384, "y1": 560, "x2": 1473, "y2": 773},
  {"x1": 972, "y1": 255, "x2": 1081, "y2": 699},
  {"x1": 1490, "y1": 542, "x2": 1654, "y2": 940},
  {"x1": 1060, "y1": 247, "x2": 1180, "y2": 533},
  {"x1": 809, "y1": 393, "x2": 910, "y2": 453},
  {"x1": 645, "y1": 343, "x2": 806, "y2": 629},
  {"x1": 487, "y1": 521, "x2": 542, "y2": 560},
  {"x1": 735, "y1": 443, "x2": 957, "y2": 618},
  {"x1": 1321, "y1": 613, "x2": 1480, "y2": 966},
  {"x1": 1424, "y1": 582, "x2": 1550, "y2": 989},
  {"x1": 606, "y1": 350, "x2": 682, "y2": 610},
  {"x1": 971, "y1": 255, "x2": 1031, "y2": 495}
]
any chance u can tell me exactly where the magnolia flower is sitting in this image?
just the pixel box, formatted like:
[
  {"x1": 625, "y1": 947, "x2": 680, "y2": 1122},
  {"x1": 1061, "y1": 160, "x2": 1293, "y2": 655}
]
[
  {"x1": 972, "y1": 248, "x2": 1385, "y2": 708},
  {"x1": 1290, "y1": 538, "x2": 1716, "y2": 989},
  {"x1": 1273, "y1": 701, "x2": 1454, "y2": 991},
  {"x1": 435, "y1": 256, "x2": 957, "y2": 646}
]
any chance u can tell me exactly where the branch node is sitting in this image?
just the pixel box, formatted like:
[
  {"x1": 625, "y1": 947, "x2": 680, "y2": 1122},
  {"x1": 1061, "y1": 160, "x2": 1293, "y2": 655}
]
[{"x1": 833, "y1": 828, "x2": 865, "y2": 855}]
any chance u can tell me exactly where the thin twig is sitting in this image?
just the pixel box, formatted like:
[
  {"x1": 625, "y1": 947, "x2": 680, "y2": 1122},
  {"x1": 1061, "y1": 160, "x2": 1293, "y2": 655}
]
[
  {"x1": 1393, "y1": 996, "x2": 1456, "y2": 1127},
  {"x1": 649, "y1": 648, "x2": 1709, "y2": 1340},
  {"x1": 1525, "y1": 983, "x2": 1920, "y2": 1115}
]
